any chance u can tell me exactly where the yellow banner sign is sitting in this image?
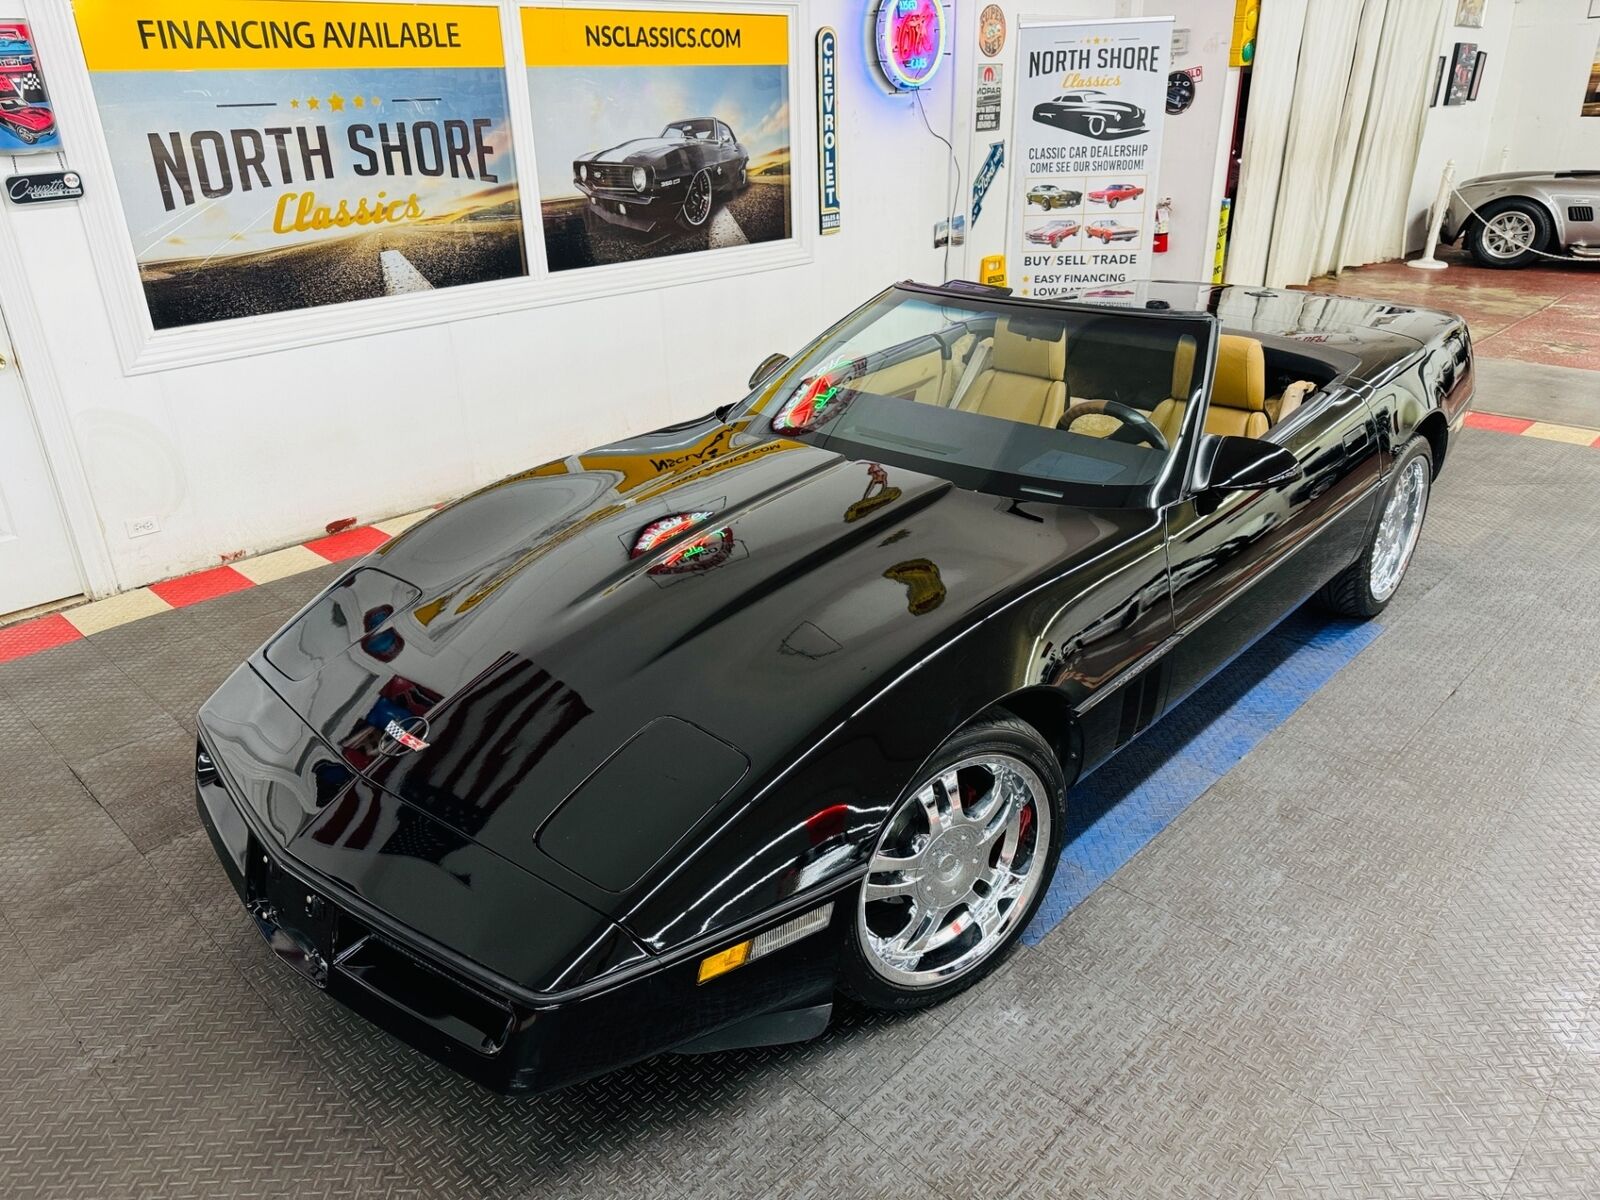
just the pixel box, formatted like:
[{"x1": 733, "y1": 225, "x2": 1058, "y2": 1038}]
[
  {"x1": 522, "y1": 6, "x2": 788, "y2": 68},
  {"x1": 73, "y1": 0, "x2": 506, "y2": 71}
]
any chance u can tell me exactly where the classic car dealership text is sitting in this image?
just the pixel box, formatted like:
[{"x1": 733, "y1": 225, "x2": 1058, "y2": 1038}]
[{"x1": 1, "y1": 0, "x2": 1599, "y2": 1197}]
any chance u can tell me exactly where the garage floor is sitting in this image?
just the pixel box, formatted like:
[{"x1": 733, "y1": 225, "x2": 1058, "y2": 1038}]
[{"x1": 5, "y1": 251, "x2": 1600, "y2": 1197}]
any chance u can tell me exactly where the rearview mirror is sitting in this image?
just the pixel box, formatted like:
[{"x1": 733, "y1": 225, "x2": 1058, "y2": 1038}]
[
  {"x1": 1197, "y1": 434, "x2": 1302, "y2": 492},
  {"x1": 748, "y1": 352, "x2": 788, "y2": 390}
]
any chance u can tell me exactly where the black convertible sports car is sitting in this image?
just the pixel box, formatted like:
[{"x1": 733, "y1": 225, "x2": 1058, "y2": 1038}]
[
  {"x1": 1032, "y1": 90, "x2": 1147, "y2": 139},
  {"x1": 573, "y1": 117, "x2": 748, "y2": 234},
  {"x1": 197, "y1": 280, "x2": 1472, "y2": 1093}
]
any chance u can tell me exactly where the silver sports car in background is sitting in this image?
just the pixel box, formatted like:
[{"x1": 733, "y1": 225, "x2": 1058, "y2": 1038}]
[{"x1": 1440, "y1": 170, "x2": 1600, "y2": 268}]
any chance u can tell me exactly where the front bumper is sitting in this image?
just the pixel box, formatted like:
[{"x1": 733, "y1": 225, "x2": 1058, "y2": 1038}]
[
  {"x1": 574, "y1": 180, "x2": 664, "y2": 232},
  {"x1": 196, "y1": 740, "x2": 842, "y2": 1093}
]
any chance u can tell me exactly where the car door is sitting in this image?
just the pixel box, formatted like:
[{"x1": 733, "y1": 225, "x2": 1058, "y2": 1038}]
[{"x1": 1160, "y1": 369, "x2": 1385, "y2": 712}]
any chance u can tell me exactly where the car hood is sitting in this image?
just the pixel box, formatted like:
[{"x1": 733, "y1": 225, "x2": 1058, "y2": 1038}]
[
  {"x1": 1460, "y1": 169, "x2": 1598, "y2": 188},
  {"x1": 587, "y1": 137, "x2": 687, "y2": 164},
  {"x1": 254, "y1": 419, "x2": 1131, "y2": 902}
]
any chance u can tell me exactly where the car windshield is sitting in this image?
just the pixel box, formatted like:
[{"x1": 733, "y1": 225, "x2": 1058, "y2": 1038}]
[
  {"x1": 735, "y1": 286, "x2": 1213, "y2": 503},
  {"x1": 665, "y1": 120, "x2": 715, "y2": 140}
]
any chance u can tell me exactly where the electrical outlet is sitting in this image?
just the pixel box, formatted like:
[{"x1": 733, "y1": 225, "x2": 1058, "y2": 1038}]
[{"x1": 125, "y1": 516, "x2": 161, "y2": 539}]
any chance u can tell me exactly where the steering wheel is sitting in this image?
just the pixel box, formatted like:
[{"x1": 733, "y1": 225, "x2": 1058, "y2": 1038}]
[{"x1": 1058, "y1": 399, "x2": 1169, "y2": 451}]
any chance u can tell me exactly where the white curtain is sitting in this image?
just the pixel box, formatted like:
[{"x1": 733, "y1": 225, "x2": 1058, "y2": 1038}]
[{"x1": 1226, "y1": 0, "x2": 1445, "y2": 288}]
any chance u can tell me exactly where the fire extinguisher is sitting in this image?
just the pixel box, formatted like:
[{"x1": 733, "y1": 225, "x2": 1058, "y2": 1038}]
[{"x1": 1153, "y1": 197, "x2": 1173, "y2": 253}]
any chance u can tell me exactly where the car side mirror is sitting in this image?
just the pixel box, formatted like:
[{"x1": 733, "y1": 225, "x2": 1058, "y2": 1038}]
[
  {"x1": 748, "y1": 352, "x2": 788, "y2": 390},
  {"x1": 1197, "y1": 434, "x2": 1302, "y2": 492}
]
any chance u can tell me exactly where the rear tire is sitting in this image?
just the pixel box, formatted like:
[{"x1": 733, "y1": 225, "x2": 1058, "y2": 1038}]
[
  {"x1": 1318, "y1": 436, "x2": 1433, "y2": 618},
  {"x1": 1466, "y1": 199, "x2": 1552, "y2": 268},
  {"x1": 840, "y1": 714, "x2": 1065, "y2": 1012}
]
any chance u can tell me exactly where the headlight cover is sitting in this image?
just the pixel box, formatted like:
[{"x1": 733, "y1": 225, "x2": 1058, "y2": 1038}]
[
  {"x1": 632, "y1": 166, "x2": 647, "y2": 192},
  {"x1": 579, "y1": 163, "x2": 587, "y2": 181}
]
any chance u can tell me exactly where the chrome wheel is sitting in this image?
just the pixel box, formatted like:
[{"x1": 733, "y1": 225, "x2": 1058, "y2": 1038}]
[
  {"x1": 858, "y1": 754, "x2": 1051, "y2": 988},
  {"x1": 681, "y1": 169, "x2": 713, "y2": 227},
  {"x1": 1371, "y1": 456, "x2": 1430, "y2": 601},
  {"x1": 1482, "y1": 210, "x2": 1538, "y2": 260},
  {"x1": 1085, "y1": 115, "x2": 1106, "y2": 137}
]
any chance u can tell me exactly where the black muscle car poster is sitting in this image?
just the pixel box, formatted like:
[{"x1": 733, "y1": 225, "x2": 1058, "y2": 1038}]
[
  {"x1": 523, "y1": 6, "x2": 792, "y2": 272},
  {"x1": 1009, "y1": 16, "x2": 1171, "y2": 298},
  {"x1": 72, "y1": 0, "x2": 527, "y2": 330}
]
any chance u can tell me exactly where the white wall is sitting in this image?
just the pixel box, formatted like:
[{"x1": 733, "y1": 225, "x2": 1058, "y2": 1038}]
[
  {"x1": 1406, "y1": 0, "x2": 1515, "y2": 250},
  {"x1": 1482, "y1": 0, "x2": 1600, "y2": 172},
  {"x1": 3, "y1": 0, "x2": 970, "y2": 595}
]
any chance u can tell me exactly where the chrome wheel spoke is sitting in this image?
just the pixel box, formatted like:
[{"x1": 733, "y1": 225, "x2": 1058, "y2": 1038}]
[{"x1": 857, "y1": 752, "x2": 1053, "y2": 989}]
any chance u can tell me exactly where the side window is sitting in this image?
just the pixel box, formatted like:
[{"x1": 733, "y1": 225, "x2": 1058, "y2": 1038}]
[{"x1": 718, "y1": 122, "x2": 733, "y2": 142}]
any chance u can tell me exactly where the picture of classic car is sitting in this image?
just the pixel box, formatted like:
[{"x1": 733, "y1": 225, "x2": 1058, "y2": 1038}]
[
  {"x1": 1032, "y1": 90, "x2": 1146, "y2": 139},
  {"x1": 573, "y1": 117, "x2": 748, "y2": 234},
  {"x1": 1086, "y1": 219, "x2": 1139, "y2": 242},
  {"x1": 1024, "y1": 220, "x2": 1081, "y2": 247},
  {"x1": 0, "y1": 100, "x2": 52, "y2": 144},
  {"x1": 196, "y1": 277, "x2": 1469, "y2": 1094},
  {"x1": 1089, "y1": 182, "x2": 1145, "y2": 207},
  {"x1": 1438, "y1": 169, "x2": 1600, "y2": 268},
  {"x1": 1026, "y1": 183, "x2": 1083, "y2": 210}
]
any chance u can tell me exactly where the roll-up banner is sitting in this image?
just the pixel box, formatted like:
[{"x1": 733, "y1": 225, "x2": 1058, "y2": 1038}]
[{"x1": 1009, "y1": 16, "x2": 1171, "y2": 299}]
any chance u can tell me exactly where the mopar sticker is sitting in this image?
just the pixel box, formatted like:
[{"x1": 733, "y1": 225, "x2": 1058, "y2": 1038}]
[{"x1": 975, "y1": 62, "x2": 1003, "y2": 133}]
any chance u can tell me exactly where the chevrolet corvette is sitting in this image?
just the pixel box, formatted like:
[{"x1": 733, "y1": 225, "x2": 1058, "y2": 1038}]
[{"x1": 197, "y1": 279, "x2": 1472, "y2": 1093}]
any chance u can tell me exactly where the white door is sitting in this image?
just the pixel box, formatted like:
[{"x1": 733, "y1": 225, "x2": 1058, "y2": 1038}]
[{"x1": 0, "y1": 312, "x2": 80, "y2": 615}]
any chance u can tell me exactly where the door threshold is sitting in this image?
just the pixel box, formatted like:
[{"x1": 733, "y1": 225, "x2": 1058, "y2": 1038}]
[{"x1": 0, "y1": 594, "x2": 85, "y2": 629}]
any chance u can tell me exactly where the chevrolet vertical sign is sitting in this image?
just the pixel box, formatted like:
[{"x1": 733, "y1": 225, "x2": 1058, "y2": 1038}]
[{"x1": 816, "y1": 27, "x2": 840, "y2": 234}]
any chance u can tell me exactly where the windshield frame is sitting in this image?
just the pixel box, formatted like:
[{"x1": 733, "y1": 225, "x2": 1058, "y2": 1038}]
[{"x1": 730, "y1": 283, "x2": 1219, "y2": 510}]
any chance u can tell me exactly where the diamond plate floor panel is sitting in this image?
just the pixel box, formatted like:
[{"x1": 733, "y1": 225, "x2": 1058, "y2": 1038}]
[{"x1": 3, "y1": 426, "x2": 1599, "y2": 1199}]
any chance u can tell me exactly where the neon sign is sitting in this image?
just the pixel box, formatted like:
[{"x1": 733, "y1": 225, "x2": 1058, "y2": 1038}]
[{"x1": 875, "y1": 0, "x2": 946, "y2": 91}]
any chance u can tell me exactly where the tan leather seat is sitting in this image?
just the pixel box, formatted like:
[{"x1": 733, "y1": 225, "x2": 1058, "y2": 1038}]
[
  {"x1": 1153, "y1": 334, "x2": 1270, "y2": 443},
  {"x1": 1268, "y1": 379, "x2": 1316, "y2": 425},
  {"x1": 953, "y1": 318, "x2": 1067, "y2": 428}
]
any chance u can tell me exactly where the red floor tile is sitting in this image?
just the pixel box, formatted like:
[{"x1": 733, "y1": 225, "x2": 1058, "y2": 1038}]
[
  {"x1": 303, "y1": 525, "x2": 391, "y2": 562},
  {"x1": 1464, "y1": 412, "x2": 1535, "y2": 434},
  {"x1": 148, "y1": 565, "x2": 254, "y2": 608},
  {"x1": 0, "y1": 613, "x2": 83, "y2": 664}
]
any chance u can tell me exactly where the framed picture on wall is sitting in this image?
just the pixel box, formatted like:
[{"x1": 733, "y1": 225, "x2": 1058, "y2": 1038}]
[
  {"x1": 1585, "y1": 35, "x2": 1600, "y2": 116},
  {"x1": 1445, "y1": 41, "x2": 1477, "y2": 105},
  {"x1": 1431, "y1": 55, "x2": 1447, "y2": 107},
  {"x1": 1454, "y1": 0, "x2": 1485, "y2": 29},
  {"x1": 1468, "y1": 51, "x2": 1488, "y2": 101}
]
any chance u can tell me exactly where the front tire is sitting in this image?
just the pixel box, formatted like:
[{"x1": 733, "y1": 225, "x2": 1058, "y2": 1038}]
[
  {"x1": 1466, "y1": 199, "x2": 1552, "y2": 268},
  {"x1": 1318, "y1": 436, "x2": 1433, "y2": 618},
  {"x1": 1085, "y1": 115, "x2": 1106, "y2": 138},
  {"x1": 840, "y1": 714, "x2": 1065, "y2": 1011},
  {"x1": 678, "y1": 168, "x2": 713, "y2": 229}
]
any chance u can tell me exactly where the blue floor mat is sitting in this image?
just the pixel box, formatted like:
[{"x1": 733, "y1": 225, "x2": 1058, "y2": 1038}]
[{"x1": 1021, "y1": 609, "x2": 1384, "y2": 945}]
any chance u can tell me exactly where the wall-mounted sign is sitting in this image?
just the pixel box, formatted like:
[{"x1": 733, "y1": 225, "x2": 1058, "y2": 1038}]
[
  {"x1": 0, "y1": 21, "x2": 62, "y2": 154},
  {"x1": 524, "y1": 6, "x2": 794, "y2": 271},
  {"x1": 978, "y1": 4, "x2": 1006, "y2": 58},
  {"x1": 1010, "y1": 16, "x2": 1173, "y2": 298},
  {"x1": 7, "y1": 169, "x2": 83, "y2": 204},
  {"x1": 816, "y1": 27, "x2": 840, "y2": 235},
  {"x1": 979, "y1": 252, "x2": 1006, "y2": 286},
  {"x1": 874, "y1": 0, "x2": 947, "y2": 91},
  {"x1": 72, "y1": 0, "x2": 526, "y2": 330},
  {"x1": 971, "y1": 140, "x2": 1003, "y2": 222},
  {"x1": 975, "y1": 62, "x2": 1002, "y2": 132}
]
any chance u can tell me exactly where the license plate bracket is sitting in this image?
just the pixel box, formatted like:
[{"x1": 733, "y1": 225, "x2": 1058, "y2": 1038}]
[{"x1": 246, "y1": 839, "x2": 336, "y2": 987}]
